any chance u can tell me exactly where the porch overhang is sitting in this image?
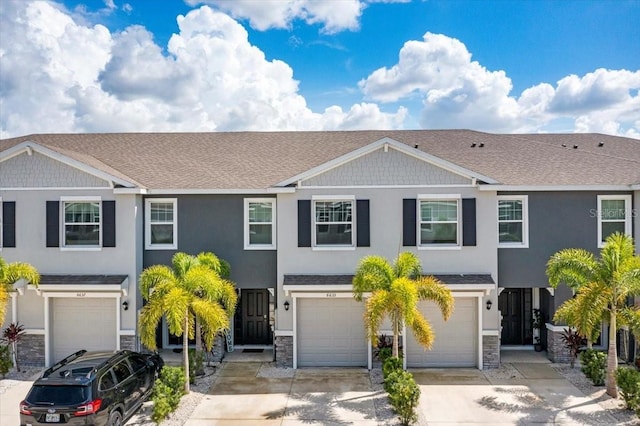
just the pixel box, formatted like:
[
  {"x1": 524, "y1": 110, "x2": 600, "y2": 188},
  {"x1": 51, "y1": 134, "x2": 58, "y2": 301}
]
[
  {"x1": 283, "y1": 273, "x2": 495, "y2": 296},
  {"x1": 28, "y1": 275, "x2": 129, "y2": 296}
]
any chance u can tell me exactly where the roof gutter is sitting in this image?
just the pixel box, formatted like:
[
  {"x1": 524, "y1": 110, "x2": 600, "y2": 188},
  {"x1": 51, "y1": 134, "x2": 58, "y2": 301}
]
[{"x1": 479, "y1": 184, "x2": 637, "y2": 192}]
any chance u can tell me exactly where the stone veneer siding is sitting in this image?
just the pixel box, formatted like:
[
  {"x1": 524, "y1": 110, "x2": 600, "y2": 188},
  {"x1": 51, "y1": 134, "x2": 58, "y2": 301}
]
[
  {"x1": 210, "y1": 333, "x2": 225, "y2": 362},
  {"x1": 482, "y1": 335, "x2": 500, "y2": 369},
  {"x1": 120, "y1": 335, "x2": 136, "y2": 351},
  {"x1": 275, "y1": 335, "x2": 293, "y2": 368},
  {"x1": 20, "y1": 334, "x2": 45, "y2": 368},
  {"x1": 547, "y1": 328, "x2": 572, "y2": 363}
]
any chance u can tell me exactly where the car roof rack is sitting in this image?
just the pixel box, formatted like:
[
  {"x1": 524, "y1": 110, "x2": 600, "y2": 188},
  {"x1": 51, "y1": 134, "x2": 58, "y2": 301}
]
[{"x1": 42, "y1": 349, "x2": 87, "y2": 378}]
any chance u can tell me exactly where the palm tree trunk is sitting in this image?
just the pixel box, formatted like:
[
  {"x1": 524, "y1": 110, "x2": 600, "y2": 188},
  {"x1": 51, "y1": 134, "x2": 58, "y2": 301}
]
[
  {"x1": 392, "y1": 318, "x2": 399, "y2": 359},
  {"x1": 606, "y1": 312, "x2": 618, "y2": 398},
  {"x1": 183, "y1": 311, "x2": 190, "y2": 393}
]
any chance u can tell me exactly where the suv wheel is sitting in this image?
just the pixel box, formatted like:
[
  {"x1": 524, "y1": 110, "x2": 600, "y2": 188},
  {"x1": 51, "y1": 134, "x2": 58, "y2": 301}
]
[{"x1": 107, "y1": 410, "x2": 123, "y2": 426}]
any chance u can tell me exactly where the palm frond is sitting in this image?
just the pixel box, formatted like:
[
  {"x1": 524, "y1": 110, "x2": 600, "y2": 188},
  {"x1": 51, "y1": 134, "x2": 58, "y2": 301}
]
[
  {"x1": 171, "y1": 252, "x2": 197, "y2": 280},
  {"x1": 393, "y1": 252, "x2": 422, "y2": 279},
  {"x1": 163, "y1": 287, "x2": 190, "y2": 336},
  {"x1": 139, "y1": 265, "x2": 175, "y2": 300},
  {"x1": 408, "y1": 308, "x2": 435, "y2": 350},
  {"x1": 352, "y1": 256, "x2": 394, "y2": 301},
  {"x1": 0, "y1": 261, "x2": 40, "y2": 286},
  {"x1": 546, "y1": 248, "x2": 596, "y2": 289},
  {"x1": 138, "y1": 300, "x2": 165, "y2": 350},
  {"x1": 191, "y1": 299, "x2": 229, "y2": 350},
  {"x1": 196, "y1": 252, "x2": 224, "y2": 276},
  {"x1": 618, "y1": 306, "x2": 640, "y2": 337},
  {"x1": 391, "y1": 277, "x2": 419, "y2": 325},
  {"x1": 364, "y1": 290, "x2": 391, "y2": 344},
  {"x1": 414, "y1": 276, "x2": 454, "y2": 321}
]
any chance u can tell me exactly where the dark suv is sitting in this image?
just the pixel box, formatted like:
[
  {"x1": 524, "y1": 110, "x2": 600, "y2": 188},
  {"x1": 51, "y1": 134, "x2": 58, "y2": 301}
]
[{"x1": 20, "y1": 349, "x2": 164, "y2": 426}]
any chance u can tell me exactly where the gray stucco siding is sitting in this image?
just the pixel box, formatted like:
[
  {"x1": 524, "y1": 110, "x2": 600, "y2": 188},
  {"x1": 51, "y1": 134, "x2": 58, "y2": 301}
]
[
  {"x1": 498, "y1": 191, "x2": 633, "y2": 287},
  {"x1": 143, "y1": 194, "x2": 276, "y2": 289}
]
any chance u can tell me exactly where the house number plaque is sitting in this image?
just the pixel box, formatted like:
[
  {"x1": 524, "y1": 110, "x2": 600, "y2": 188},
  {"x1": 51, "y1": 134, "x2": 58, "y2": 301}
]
[
  {"x1": 325, "y1": 293, "x2": 336, "y2": 297},
  {"x1": 76, "y1": 292, "x2": 86, "y2": 297}
]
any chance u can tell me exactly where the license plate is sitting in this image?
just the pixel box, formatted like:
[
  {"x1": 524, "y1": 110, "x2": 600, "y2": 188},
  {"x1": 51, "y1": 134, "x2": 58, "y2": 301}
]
[{"x1": 45, "y1": 413, "x2": 60, "y2": 422}]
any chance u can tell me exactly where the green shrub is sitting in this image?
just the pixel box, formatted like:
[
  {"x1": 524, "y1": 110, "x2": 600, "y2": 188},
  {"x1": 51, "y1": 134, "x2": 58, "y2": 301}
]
[
  {"x1": 615, "y1": 367, "x2": 640, "y2": 414},
  {"x1": 188, "y1": 349, "x2": 205, "y2": 384},
  {"x1": 385, "y1": 370, "x2": 421, "y2": 425},
  {"x1": 0, "y1": 345, "x2": 12, "y2": 378},
  {"x1": 151, "y1": 366, "x2": 186, "y2": 423},
  {"x1": 377, "y1": 347, "x2": 392, "y2": 363},
  {"x1": 383, "y1": 356, "x2": 403, "y2": 379},
  {"x1": 579, "y1": 349, "x2": 606, "y2": 386}
]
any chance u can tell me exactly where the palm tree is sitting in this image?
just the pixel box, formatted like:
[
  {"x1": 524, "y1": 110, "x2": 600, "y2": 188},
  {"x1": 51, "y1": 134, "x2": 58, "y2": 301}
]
[
  {"x1": 546, "y1": 232, "x2": 640, "y2": 398},
  {"x1": 1, "y1": 257, "x2": 40, "y2": 325},
  {"x1": 352, "y1": 252, "x2": 454, "y2": 359},
  {"x1": 138, "y1": 252, "x2": 237, "y2": 392}
]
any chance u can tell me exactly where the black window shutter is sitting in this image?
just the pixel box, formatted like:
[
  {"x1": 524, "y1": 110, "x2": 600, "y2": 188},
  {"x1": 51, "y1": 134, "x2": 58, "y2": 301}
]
[
  {"x1": 356, "y1": 199, "x2": 370, "y2": 247},
  {"x1": 102, "y1": 201, "x2": 116, "y2": 247},
  {"x1": 402, "y1": 199, "x2": 417, "y2": 246},
  {"x1": 46, "y1": 201, "x2": 60, "y2": 247},
  {"x1": 297, "y1": 200, "x2": 311, "y2": 247},
  {"x1": 462, "y1": 198, "x2": 477, "y2": 246},
  {"x1": 2, "y1": 202, "x2": 16, "y2": 248}
]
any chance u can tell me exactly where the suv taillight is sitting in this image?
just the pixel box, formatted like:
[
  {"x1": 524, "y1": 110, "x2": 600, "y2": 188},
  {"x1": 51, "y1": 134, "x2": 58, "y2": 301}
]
[
  {"x1": 74, "y1": 398, "x2": 102, "y2": 416},
  {"x1": 19, "y1": 400, "x2": 32, "y2": 415}
]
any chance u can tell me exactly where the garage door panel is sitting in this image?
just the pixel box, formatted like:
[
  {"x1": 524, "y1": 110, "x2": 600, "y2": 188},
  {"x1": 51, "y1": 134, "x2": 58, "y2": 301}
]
[
  {"x1": 406, "y1": 298, "x2": 477, "y2": 368},
  {"x1": 52, "y1": 298, "x2": 117, "y2": 363},
  {"x1": 297, "y1": 298, "x2": 367, "y2": 367}
]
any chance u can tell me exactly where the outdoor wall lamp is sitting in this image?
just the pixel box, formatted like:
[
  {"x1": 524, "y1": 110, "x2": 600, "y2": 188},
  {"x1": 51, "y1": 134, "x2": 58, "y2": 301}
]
[
  {"x1": 284, "y1": 300, "x2": 290, "y2": 311},
  {"x1": 486, "y1": 300, "x2": 492, "y2": 310},
  {"x1": 122, "y1": 300, "x2": 129, "y2": 311}
]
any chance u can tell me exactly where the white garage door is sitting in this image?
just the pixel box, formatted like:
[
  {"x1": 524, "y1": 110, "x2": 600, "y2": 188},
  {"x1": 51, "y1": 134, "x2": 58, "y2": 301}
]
[
  {"x1": 297, "y1": 298, "x2": 367, "y2": 367},
  {"x1": 52, "y1": 298, "x2": 117, "y2": 363},
  {"x1": 406, "y1": 298, "x2": 477, "y2": 368}
]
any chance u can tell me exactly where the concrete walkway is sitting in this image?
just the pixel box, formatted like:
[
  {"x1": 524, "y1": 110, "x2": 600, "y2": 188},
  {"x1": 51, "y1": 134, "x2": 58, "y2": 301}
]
[{"x1": 186, "y1": 360, "x2": 624, "y2": 425}]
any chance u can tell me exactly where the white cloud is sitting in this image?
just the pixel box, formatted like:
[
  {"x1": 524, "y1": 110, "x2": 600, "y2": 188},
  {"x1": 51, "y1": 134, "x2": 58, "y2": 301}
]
[
  {"x1": 0, "y1": 1, "x2": 404, "y2": 137},
  {"x1": 359, "y1": 32, "x2": 640, "y2": 137},
  {"x1": 1, "y1": 2, "x2": 637, "y2": 139},
  {"x1": 187, "y1": 0, "x2": 365, "y2": 33}
]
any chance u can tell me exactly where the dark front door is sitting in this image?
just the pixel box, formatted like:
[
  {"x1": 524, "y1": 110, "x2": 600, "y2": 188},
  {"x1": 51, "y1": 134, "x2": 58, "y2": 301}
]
[
  {"x1": 500, "y1": 289, "x2": 523, "y2": 345},
  {"x1": 242, "y1": 289, "x2": 270, "y2": 344}
]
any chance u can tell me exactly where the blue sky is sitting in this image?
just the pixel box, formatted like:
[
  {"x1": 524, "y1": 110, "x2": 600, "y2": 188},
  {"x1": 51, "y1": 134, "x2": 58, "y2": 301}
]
[{"x1": 1, "y1": 0, "x2": 639, "y2": 138}]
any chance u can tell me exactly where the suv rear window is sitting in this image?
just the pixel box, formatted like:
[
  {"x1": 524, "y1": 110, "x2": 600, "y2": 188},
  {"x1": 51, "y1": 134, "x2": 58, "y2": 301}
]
[{"x1": 27, "y1": 385, "x2": 89, "y2": 405}]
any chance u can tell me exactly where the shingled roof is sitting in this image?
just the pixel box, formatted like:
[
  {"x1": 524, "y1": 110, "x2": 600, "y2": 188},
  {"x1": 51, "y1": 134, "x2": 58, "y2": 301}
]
[{"x1": 1, "y1": 130, "x2": 639, "y2": 189}]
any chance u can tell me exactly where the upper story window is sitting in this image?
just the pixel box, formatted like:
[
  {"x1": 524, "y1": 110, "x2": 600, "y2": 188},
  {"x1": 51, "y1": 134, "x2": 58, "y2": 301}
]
[
  {"x1": 498, "y1": 196, "x2": 529, "y2": 248},
  {"x1": 244, "y1": 198, "x2": 276, "y2": 250},
  {"x1": 419, "y1": 195, "x2": 460, "y2": 247},
  {"x1": 313, "y1": 196, "x2": 354, "y2": 248},
  {"x1": 63, "y1": 198, "x2": 101, "y2": 247},
  {"x1": 597, "y1": 195, "x2": 632, "y2": 247},
  {"x1": 145, "y1": 199, "x2": 177, "y2": 250}
]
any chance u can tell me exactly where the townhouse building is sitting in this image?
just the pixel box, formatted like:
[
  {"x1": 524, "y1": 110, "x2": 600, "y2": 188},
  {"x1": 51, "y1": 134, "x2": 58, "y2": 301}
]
[{"x1": 1, "y1": 131, "x2": 638, "y2": 368}]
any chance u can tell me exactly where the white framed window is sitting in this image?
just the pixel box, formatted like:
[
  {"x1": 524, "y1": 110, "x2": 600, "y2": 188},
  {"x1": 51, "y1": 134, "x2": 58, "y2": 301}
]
[
  {"x1": 312, "y1": 196, "x2": 355, "y2": 249},
  {"x1": 498, "y1": 195, "x2": 529, "y2": 248},
  {"x1": 61, "y1": 196, "x2": 102, "y2": 249},
  {"x1": 145, "y1": 198, "x2": 177, "y2": 250},
  {"x1": 597, "y1": 195, "x2": 632, "y2": 247},
  {"x1": 244, "y1": 198, "x2": 276, "y2": 250},
  {"x1": 418, "y1": 195, "x2": 460, "y2": 248}
]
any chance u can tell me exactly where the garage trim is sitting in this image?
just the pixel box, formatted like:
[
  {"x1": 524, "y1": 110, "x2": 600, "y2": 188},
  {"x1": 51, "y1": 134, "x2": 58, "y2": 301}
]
[{"x1": 290, "y1": 291, "x2": 371, "y2": 369}]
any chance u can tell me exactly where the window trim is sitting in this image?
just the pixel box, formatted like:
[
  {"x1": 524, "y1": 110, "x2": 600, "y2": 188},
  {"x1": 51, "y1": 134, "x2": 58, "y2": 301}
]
[
  {"x1": 311, "y1": 195, "x2": 356, "y2": 250},
  {"x1": 60, "y1": 196, "x2": 102, "y2": 251},
  {"x1": 417, "y1": 194, "x2": 461, "y2": 250},
  {"x1": 597, "y1": 194, "x2": 632, "y2": 248},
  {"x1": 0, "y1": 196, "x2": 3, "y2": 250},
  {"x1": 244, "y1": 198, "x2": 276, "y2": 250},
  {"x1": 145, "y1": 198, "x2": 178, "y2": 250},
  {"x1": 497, "y1": 195, "x2": 529, "y2": 248}
]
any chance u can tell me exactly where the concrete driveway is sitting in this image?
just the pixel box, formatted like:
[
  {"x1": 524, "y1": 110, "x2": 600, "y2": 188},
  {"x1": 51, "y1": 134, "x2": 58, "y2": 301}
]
[
  {"x1": 0, "y1": 378, "x2": 33, "y2": 426},
  {"x1": 186, "y1": 361, "x2": 623, "y2": 425}
]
